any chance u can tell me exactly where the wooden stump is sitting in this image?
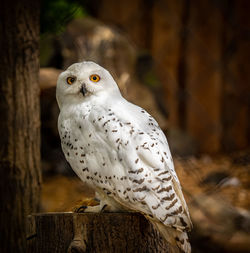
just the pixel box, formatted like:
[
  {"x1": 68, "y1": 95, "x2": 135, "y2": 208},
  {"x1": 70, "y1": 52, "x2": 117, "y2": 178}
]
[{"x1": 27, "y1": 212, "x2": 170, "y2": 253}]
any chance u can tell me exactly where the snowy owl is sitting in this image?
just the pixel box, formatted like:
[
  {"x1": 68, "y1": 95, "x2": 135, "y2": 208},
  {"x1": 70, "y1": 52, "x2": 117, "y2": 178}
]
[{"x1": 56, "y1": 61, "x2": 192, "y2": 252}]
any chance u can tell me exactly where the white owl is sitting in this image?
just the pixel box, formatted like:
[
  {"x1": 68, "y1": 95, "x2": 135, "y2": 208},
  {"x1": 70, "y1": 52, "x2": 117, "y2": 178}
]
[{"x1": 56, "y1": 61, "x2": 192, "y2": 253}]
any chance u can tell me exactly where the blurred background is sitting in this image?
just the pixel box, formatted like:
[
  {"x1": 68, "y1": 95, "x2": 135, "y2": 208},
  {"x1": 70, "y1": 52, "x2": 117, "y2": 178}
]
[{"x1": 39, "y1": 0, "x2": 250, "y2": 252}]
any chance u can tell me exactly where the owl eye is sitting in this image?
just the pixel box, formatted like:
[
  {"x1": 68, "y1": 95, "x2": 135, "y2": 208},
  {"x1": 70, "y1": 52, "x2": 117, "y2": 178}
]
[
  {"x1": 89, "y1": 74, "x2": 100, "y2": 83},
  {"x1": 66, "y1": 77, "x2": 76, "y2": 85}
]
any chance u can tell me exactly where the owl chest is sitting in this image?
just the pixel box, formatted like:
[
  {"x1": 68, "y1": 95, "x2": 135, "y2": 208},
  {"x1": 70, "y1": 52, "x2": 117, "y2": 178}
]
[
  {"x1": 60, "y1": 112, "x2": 111, "y2": 170},
  {"x1": 60, "y1": 115, "x2": 98, "y2": 154}
]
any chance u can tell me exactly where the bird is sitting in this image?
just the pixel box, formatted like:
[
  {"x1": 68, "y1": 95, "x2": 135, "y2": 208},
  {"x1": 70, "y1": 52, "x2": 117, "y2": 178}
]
[{"x1": 56, "y1": 61, "x2": 192, "y2": 253}]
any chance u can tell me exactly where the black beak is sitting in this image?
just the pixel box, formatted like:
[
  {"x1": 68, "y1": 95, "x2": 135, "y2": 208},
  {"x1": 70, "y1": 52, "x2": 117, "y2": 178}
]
[{"x1": 80, "y1": 84, "x2": 87, "y2": 96}]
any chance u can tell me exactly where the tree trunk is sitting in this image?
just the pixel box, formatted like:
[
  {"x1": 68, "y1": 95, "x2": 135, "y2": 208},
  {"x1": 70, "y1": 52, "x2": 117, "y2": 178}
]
[
  {"x1": 27, "y1": 212, "x2": 170, "y2": 253},
  {"x1": 0, "y1": 0, "x2": 41, "y2": 252}
]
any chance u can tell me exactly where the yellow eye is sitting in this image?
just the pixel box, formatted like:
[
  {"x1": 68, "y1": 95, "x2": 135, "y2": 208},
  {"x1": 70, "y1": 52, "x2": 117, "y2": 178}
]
[
  {"x1": 66, "y1": 77, "x2": 76, "y2": 85},
  {"x1": 89, "y1": 74, "x2": 100, "y2": 83}
]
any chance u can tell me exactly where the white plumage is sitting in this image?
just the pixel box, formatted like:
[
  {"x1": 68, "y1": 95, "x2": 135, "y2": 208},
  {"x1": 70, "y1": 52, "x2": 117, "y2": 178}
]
[{"x1": 56, "y1": 61, "x2": 192, "y2": 252}]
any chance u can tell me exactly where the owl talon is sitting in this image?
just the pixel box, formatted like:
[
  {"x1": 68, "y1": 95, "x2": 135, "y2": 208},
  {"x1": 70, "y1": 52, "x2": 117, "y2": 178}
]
[
  {"x1": 75, "y1": 205, "x2": 102, "y2": 213},
  {"x1": 100, "y1": 204, "x2": 108, "y2": 212},
  {"x1": 74, "y1": 204, "x2": 111, "y2": 213},
  {"x1": 75, "y1": 205, "x2": 88, "y2": 213}
]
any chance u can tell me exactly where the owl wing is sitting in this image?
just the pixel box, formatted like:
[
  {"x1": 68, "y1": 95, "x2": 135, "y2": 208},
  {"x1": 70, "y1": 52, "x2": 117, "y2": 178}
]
[
  {"x1": 131, "y1": 141, "x2": 192, "y2": 232},
  {"x1": 104, "y1": 102, "x2": 192, "y2": 232}
]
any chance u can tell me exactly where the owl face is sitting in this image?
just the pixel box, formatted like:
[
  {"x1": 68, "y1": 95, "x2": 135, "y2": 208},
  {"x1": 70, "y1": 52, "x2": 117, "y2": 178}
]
[{"x1": 56, "y1": 61, "x2": 120, "y2": 108}]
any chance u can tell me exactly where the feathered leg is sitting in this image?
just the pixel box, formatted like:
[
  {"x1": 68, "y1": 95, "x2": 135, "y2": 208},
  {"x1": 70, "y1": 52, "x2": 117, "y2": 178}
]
[{"x1": 151, "y1": 220, "x2": 191, "y2": 253}]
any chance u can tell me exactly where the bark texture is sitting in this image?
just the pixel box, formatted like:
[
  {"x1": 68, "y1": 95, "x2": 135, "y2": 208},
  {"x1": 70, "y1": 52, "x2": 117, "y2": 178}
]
[
  {"x1": 0, "y1": 0, "x2": 41, "y2": 252},
  {"x1": 27, "y1": 212, "x2": 170, "y2": 253}
]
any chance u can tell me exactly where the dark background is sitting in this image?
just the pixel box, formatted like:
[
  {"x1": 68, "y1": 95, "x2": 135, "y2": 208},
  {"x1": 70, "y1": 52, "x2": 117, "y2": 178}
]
[
  {"x1": 40, "y1": 1, "x2": 250, "y2": 252},
  {"x1": 0, "y1": 0, "x2": 250, "y2": 252}
]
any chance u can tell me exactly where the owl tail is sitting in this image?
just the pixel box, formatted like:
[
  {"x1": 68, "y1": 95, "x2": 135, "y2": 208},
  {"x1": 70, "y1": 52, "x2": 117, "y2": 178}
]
[{"x1": 152, "y1": 221, "x2": 191, "y2": 253}]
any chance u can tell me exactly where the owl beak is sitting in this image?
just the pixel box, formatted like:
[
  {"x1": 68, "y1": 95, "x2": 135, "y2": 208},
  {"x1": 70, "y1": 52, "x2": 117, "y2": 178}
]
[{"x1": 80, "y1": 84, "x2": 87, "y2": 96}]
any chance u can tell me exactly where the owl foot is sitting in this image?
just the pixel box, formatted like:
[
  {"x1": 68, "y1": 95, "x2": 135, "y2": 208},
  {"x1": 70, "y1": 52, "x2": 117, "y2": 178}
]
[
  {"x1": 75, "y1": 205, "x2": 100, "y2": 213},
  {"x1": 75, "y1": 204, "x2": 108, "y2": 213}
]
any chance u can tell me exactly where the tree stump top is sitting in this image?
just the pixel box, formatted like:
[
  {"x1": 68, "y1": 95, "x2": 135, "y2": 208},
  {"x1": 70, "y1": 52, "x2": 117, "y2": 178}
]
[{"x1": 27, "y1": 212, "x2": 170, "y2": 253}]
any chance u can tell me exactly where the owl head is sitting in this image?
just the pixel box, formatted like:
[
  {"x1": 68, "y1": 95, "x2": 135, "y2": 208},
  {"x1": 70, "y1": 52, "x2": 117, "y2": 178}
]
[{"x1": 56, "y1": 61, "x2": 120, "y2": 109}]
